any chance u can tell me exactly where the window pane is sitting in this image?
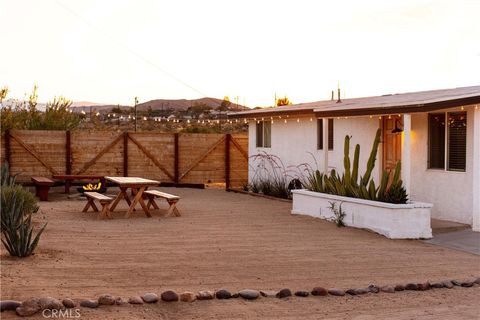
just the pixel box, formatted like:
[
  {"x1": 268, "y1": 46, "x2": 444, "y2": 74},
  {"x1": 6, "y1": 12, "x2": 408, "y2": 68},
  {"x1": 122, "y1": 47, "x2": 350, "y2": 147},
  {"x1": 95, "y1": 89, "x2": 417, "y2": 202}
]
[
  {"x1": 256, "y1": 121, "x2": 263, "y2": 147},
  {"x1": 317, "y1": 119, "x2": 323, "y2": 150},
  {"x1": 447, "y1": 112, "x2": 467, "y2": 171},
  {"x1": 263, "y1": 121, "x2": 271, "y2": 148},
  {"x1": 328, "y1": 118, "x2": 334, "y2": 150},
  {"x1": 428, "y1": 113, "x2": 445, "y2": 169}
]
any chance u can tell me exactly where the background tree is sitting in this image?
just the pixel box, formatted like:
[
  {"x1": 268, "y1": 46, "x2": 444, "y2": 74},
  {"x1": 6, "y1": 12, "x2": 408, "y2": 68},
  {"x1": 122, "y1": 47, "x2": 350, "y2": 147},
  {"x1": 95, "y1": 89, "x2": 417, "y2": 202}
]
[
  {"x1": 217, "y1": 96, "x2": 231, "y2": 111},
  {"x1": 276, "y1": 96, "x2": 292, "y2": 106},
  {"x1": 0, "y1": 86, "x2": 8, "y2": 103}
]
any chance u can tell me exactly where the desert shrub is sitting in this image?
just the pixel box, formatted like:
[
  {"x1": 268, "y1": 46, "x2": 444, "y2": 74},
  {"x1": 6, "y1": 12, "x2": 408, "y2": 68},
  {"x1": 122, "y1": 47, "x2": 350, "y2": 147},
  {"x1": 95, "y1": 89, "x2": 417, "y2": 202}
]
[
  {"x1": 1, "y1": 184, "x2": 39, "y2": 232},
  {"x1": 299, "y1": 129, "x2": 408, "y2": 204},
  {"x1": 1, "y1": 192, "x2": 46, "y2": 257},
  {"x1": 249, "y1": 152, "x2": 291, "y2": 199},
  {"x1": 1, "y1": 162, "x2": 17, "y2": 186},
  {"x1": 0, "y1": 85, "x2": 82, "y2": 132},
  {"x1": 328, "y1": 201, "x2": 346, "y2": 227},
  {"x1": 0, "y1": 163, "x2": 45, "y2": 257}
]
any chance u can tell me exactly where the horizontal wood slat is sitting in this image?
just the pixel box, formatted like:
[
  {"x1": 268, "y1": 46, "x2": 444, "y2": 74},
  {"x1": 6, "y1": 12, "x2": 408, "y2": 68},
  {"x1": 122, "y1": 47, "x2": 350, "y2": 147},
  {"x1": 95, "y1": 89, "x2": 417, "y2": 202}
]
[{"x1": 4, "y1": 130, "x2": 248, "y2": 187}]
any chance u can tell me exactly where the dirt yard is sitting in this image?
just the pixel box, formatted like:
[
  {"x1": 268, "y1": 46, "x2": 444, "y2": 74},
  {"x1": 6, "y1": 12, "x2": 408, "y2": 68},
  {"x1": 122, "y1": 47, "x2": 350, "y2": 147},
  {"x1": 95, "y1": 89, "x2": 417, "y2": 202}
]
[{"x1": 1, "y1": 187, "x2": 479, "y2": 319}]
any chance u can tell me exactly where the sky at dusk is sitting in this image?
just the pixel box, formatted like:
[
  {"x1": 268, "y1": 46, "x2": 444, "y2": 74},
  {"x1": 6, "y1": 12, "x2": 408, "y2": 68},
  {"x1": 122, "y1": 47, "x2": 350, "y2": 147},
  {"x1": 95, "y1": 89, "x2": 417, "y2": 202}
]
[{"x1": 1, "y1": 0, "x2": 479, "y2": 107}]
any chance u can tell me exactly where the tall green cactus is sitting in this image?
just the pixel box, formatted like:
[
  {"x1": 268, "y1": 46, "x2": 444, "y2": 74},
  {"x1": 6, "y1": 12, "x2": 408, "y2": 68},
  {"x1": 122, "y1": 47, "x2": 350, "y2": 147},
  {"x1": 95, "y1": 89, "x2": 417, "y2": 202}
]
[
  {"x1": 361, "y1": 128, "x2": 381, "y2": 186},
  {"x1": 352, "y1": 144, "x2": 360, "y2": 185},
  {"x1": 305, "y1": 127, "x2": 408, "y2": 204},
  {"x1": 377, "y1": 169, "x2": 389, "y2": 202},
  {"x1": 392, "y1": 160, "x2": 401, "y2": 185},
  {"x1": 343, "y1": 135, "x2": 351, "y2": 187}
]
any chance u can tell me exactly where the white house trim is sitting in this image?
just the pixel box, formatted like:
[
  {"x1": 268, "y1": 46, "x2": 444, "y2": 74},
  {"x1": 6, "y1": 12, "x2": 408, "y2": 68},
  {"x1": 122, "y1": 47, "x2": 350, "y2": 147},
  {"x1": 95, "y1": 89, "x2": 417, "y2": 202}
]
[
  {"x1": 402, "y1": 114, "x2": 412, "y2": 196},
  {"x1": 473, "y1": 106, "x2": 480, "y2": 231}
]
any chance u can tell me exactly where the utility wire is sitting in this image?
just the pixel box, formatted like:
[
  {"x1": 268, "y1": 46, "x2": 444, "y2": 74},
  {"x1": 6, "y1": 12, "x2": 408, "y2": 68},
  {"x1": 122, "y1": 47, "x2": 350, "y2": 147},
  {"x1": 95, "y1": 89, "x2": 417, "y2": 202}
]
[{"x1": 52, "y1": 0, "x2": 223, "y2": 107}]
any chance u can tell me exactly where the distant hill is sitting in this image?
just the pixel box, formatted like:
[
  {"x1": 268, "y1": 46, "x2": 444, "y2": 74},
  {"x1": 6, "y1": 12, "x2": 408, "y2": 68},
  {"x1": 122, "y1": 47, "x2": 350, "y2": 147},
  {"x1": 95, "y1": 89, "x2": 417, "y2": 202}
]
[
  {"x1": 70, "y1": 97, "x2": 248, "y2": 113},
  {"x1": 136, "y1": 97, "x2": 247, "y2": 111}
]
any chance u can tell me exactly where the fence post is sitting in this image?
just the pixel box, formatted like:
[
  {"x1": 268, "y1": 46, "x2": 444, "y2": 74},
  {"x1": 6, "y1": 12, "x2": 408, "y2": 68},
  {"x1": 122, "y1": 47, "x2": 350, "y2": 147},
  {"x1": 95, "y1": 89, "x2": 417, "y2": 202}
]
[
  {"x1": 123, "y1": 132, "x2": 128, "y2": 176},
  {"x1": 66, "y1": 130, "x2": 72, "y2": 174},
  {"x1": 225, "y1": 133, "x2": 231, "y2": 190},
  {"x1": 5, "y1": 129, "x2": 11, "y2": 166},
  {"x1": 174, "y1": 133, "x2": 179, "y2": 184}
]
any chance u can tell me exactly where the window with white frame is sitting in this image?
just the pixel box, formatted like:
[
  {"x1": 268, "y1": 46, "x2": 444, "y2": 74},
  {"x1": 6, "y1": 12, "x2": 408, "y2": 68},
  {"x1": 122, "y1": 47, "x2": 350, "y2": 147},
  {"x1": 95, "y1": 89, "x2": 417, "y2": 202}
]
[
  {"x1": 317, "y1": 118, "x2": 334, "y2": 150},
  {"x1": 256, "y1": 120, "x2": 271, "y2": 148},
  {"x1": 428, "y1": 111, "x2": 467, "y2": 171}
]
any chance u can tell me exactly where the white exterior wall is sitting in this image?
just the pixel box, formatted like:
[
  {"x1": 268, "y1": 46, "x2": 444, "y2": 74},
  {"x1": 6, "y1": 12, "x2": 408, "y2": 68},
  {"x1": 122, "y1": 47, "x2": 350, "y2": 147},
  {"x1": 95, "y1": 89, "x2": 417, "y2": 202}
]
[
  {"x1": 292, "y1": 189, "x2": 432, "y2": 239},
  {"x1": 248, "y1": 116, "x2": 381, "y2": 183},
  {"x1": 410, "y1": 106, "x2": 475, "y2": 225},
  {"x1": 473, "y1": 107, "x2": 480, "y2": 231},
  {"x1": 247, "y1": 104, "x2": 479, "y2": 227}
]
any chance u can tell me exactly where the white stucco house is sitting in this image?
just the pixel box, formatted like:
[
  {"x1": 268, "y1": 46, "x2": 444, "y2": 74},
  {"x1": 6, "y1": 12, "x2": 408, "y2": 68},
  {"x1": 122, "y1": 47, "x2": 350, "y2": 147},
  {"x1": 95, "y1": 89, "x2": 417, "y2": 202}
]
[{"x1": 229, "y1": 86, "x2": 480, "y2": 232}]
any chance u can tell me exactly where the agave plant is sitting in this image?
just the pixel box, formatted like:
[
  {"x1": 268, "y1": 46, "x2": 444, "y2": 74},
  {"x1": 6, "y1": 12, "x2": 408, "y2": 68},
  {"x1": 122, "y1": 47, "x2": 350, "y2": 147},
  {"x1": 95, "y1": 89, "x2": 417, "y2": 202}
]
[
  {"x1": 1, "y1": 162, "x2": 17, "y2": 186},
  {"x1": 301, "y1": 128, "x2": 408, "y2": 204},
  {"x1": 1, "y1": 193, "x2": 46, "y2": 257}
]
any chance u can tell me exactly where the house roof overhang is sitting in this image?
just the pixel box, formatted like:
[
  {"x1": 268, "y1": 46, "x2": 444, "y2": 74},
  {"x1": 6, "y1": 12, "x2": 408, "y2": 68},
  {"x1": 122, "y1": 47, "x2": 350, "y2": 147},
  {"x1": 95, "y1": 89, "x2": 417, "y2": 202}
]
[{"x1": 227, "y1": 86, "x2": 480, "y2": 119}]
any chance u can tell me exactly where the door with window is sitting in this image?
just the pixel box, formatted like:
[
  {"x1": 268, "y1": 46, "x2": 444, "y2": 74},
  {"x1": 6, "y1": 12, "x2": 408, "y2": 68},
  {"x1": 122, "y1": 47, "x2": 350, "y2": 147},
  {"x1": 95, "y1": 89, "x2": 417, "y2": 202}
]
[{"x1": 382, "y1": 116, "x2": 402, "y2": 172}]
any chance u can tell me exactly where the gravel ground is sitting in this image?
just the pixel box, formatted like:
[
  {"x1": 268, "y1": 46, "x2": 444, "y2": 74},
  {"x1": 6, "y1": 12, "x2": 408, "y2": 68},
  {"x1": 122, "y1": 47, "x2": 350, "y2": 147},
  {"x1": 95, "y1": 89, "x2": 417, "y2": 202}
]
[{"x1": 1, "y1": 187, "x2": 479, "y2": 319}]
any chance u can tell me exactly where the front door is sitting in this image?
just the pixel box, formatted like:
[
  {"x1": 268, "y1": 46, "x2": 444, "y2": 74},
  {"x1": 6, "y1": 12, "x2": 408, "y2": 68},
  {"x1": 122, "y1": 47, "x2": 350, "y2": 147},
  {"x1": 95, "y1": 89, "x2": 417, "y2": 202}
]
[{"x1": 382, "y1": 116, "x2": 402, "y2": 172}]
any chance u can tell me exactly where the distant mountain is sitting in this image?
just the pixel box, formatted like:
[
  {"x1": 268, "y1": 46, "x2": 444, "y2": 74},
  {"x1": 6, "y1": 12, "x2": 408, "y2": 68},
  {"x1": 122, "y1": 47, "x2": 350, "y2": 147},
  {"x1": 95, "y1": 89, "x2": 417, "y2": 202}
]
[
  {"x1": 1, "y1": 99, "x2": 47, "y2": 111},
  {"x1": 70, "y1": 101, "x2": 105, "y2": 107},
  {"x1": 136, "y1": 97, "x2": 247, "y2": 111},
  {"x1": 70, "y1": 97, "x2": 248, "y2": 113}
]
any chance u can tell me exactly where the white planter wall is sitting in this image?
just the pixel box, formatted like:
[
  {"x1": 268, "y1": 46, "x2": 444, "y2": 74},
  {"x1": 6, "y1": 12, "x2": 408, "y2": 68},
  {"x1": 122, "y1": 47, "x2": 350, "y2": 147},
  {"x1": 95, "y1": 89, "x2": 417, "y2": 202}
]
[{"x1": 292, "y1": 189, "x2": 433, "y2": 239}]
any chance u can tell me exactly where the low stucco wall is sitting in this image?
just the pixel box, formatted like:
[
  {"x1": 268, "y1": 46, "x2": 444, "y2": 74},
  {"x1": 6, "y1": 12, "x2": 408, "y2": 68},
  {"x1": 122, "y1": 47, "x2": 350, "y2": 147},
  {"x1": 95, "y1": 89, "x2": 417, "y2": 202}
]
[{"x1": 291, "y1": 189, "x2": 433, "y2": 239}]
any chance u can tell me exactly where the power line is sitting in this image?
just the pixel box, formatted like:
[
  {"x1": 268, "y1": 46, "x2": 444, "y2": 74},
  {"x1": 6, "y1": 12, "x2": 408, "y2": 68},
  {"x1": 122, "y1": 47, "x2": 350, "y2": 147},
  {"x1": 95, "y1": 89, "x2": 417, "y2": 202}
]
[{"x1": 52, "y1": 0, "x2": 223, "y2": 107}]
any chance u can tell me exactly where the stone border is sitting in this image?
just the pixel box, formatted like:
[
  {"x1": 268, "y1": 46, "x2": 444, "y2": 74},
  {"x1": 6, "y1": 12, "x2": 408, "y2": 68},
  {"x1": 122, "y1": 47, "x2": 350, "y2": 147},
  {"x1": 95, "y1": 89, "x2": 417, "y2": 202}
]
[{"x1": 1, "y1": 277, "x2": 479, "y2": 316}]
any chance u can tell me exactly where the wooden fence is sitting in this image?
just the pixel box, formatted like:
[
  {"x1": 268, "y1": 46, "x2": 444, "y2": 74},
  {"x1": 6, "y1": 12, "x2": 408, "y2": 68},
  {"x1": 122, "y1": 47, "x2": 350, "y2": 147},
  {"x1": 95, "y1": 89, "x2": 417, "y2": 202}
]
[{"x1": 0, "y1": 130, "x2": 248, "y2": 189}]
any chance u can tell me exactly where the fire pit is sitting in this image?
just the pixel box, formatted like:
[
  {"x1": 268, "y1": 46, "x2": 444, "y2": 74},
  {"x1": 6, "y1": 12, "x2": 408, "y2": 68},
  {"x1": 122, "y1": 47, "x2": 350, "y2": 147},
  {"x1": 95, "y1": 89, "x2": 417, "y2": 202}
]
[{"x1": 77, "y1": 181, "x2": 107, "y2": 194}]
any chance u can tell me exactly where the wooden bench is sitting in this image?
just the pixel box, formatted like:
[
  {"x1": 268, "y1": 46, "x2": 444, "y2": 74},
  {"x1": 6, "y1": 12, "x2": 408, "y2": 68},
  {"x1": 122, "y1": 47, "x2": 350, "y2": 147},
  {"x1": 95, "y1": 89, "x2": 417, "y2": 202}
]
[
  {"x1": 82, "y1": 192, "x2": 114, "y2": 219},
  {"x1": 144, "y1": 190, "x2": 181, "y2": 217},
  {"x1": 31, "y1": 177, "x2": 55, "y2": 201}
]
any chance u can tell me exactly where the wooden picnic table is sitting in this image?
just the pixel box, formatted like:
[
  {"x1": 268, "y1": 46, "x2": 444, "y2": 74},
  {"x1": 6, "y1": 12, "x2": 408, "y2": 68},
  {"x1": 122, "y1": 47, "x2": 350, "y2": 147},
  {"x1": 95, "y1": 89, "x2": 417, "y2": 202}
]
[
  {"x1": 52, "y1": 175, "x2": 106, "y2": 194},
  {"x1": 105, "y1": 176, "x2": 160, "y2": 218}
]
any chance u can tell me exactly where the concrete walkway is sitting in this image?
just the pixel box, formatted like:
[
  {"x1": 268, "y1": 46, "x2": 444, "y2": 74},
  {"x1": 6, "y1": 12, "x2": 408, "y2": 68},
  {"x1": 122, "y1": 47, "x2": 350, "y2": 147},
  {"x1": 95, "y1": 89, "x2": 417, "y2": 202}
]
[{"x1": 425, "y1": 229, "x2": 480, "y2": 255}]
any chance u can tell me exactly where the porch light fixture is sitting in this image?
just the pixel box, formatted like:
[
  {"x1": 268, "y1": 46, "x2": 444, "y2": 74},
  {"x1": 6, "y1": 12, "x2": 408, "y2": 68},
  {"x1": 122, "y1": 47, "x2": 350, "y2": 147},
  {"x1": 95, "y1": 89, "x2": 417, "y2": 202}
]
[{"x1": 391, "y1": 119, "x2": 403, "y2": 134}]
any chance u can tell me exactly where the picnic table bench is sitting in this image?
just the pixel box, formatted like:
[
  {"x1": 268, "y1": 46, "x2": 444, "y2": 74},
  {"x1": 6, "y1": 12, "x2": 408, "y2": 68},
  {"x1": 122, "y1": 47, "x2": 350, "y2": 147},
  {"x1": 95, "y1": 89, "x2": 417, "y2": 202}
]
[
  {"x1": 106, "y1": 177, "x2": 160, "y2": 218},
  {"x1": 144, "y1": 190, "x2": 181, "y2": 217},
  {"x1": 31, "y1": 176, "x2": 55, "y2": 201},
  {"x1": 52, "y1": 175, "x2": 106, "y2": 194},
  {"x1": 82, "y1": 192, "x2": 114, "y2": 219}
]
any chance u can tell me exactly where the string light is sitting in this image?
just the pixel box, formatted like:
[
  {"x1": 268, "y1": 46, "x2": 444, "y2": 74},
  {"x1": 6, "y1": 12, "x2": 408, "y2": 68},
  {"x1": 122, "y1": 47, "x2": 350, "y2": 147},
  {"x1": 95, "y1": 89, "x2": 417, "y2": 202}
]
[
  {"x1": 369, "y1": 115, "x2": 373, "y2": 119},
  {"x1": 284, "y1": 119, "x2": 287, "y2": 123},
  {"x1": 310, "y1": 118, "x2": 313, "y2": 121},
  {"x1": 297, "y1": 118, "x2": 300, "y2": 123},
  {"x1": 388, "y1": 115, "x2": 392, "y2": 119},
  {"x1": 461, "y1": 106, "x2": 464, "y2": 111}
]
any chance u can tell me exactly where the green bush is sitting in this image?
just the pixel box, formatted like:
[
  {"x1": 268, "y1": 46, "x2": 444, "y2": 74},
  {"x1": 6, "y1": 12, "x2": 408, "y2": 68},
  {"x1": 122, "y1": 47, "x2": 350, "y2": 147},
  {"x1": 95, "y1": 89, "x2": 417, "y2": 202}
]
[
  {"x1": 1, "y1": 162, "x2": 17, "y2": 186},
  {"x1": 1, "y1": 193, "x2": 46, "y2": 257},
  {"x1": 1, "y1": 163, "x2": 45, "y2": 257},
  {"x1": 1, "y1": 184, "x2": 39, "y2": 232},
  {"x1": 301, "y1": 129, "x2": 408, "y2": 204},
  {"x1": 249, "y1": 152, "x2": 291, "y2": 199}
]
